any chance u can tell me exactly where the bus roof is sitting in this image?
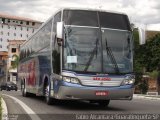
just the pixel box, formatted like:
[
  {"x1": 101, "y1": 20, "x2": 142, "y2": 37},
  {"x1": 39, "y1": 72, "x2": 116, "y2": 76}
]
[
  {"x1": 20, "y1": 8, "x2": 128, "y2": 48},
  {"x1": 61, "y1": 7, "x2": 127, "y2": 16}
]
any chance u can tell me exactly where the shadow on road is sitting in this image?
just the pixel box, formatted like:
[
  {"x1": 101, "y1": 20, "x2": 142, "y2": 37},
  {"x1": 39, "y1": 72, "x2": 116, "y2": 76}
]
[
  {"x1": 17, "y1": 93, "x2": 126, "y2": 112},
  {"x1": 1, "y1": 91, "x2": 127, "y2": 112}
]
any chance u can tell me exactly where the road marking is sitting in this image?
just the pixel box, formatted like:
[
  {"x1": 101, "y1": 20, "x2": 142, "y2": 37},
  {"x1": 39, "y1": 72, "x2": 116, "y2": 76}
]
[
  {"x1": 1, "y1": 97, "x2": 8, "y2": 120},
  {"x1": 2, "y1": 94, "x2": 41, "y2": 120}
]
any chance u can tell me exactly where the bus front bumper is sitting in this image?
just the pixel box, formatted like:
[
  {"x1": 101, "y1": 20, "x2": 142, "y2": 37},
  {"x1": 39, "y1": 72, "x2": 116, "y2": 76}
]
[{"x1": 53, "y1": 84, "x2": 134, "y2": 100}]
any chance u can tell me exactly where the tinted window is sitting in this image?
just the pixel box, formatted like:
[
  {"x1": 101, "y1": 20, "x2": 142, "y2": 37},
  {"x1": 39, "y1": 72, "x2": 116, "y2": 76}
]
[
  {"x1": 63, "y1": 10, "x2": 98, "y2": 27},
  {"x1": 99, "y1": 12, "x2": 131, "y2": 30}
]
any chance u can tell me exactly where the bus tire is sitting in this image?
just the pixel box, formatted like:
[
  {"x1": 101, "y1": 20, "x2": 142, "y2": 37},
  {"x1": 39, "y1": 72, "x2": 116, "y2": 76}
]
[
  {"x1": 97, "y1": 100, "x2": 110, "y2": 107},
  {"x1": 22, "y1": 81, "x2": 30, "y2": 97},
  {"x1": 45, "y1": 84, "x2": 53, "y2": 105}
]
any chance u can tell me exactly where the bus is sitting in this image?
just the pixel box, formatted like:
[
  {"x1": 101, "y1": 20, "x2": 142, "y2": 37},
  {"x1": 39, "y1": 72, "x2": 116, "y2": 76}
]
[{"x1": 18, "y1": 8, "x2": 138, "y2": 107}]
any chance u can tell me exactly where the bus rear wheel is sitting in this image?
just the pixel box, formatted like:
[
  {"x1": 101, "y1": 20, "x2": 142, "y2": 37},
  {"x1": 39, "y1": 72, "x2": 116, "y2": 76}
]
[{"x1": 22, "y1": 82, "x2": 30, "y2": 97}]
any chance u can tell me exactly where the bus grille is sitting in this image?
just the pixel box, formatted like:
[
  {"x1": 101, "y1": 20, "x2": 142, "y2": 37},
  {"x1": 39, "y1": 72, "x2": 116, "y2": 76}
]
[{"x1": 78, "y1": 77, "x2": 122, "y2": 87}]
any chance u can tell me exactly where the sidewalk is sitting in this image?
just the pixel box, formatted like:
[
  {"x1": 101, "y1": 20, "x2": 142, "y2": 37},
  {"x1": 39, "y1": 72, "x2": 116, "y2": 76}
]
[{"x1": 133, "y1": 94, "x2": 160, "y2": 100}]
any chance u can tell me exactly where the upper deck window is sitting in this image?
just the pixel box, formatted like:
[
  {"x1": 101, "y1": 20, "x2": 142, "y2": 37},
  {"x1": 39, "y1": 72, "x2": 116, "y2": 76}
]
[
  {"x1": 63, "y1": 10, "x2": 131, "y2": 30},
  {"x1": 99, "y1": 12, "x2": 131, "y2": 30},
  {"x1": 63, "y1": 10, "x2": 98, "y2": 27}
]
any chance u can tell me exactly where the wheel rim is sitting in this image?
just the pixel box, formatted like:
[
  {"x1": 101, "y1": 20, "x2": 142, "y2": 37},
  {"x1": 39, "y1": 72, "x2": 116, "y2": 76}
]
[{"x1": 45, "y1": 85, "x2": 50, "y2": 102}]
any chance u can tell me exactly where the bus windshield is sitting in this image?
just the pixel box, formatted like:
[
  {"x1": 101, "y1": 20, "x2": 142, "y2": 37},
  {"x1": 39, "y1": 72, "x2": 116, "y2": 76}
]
[
  {"x1": 63, "y1": 26, "x2": 101, "y2": 73},
  {"x1": 102, "y1": 29, "x2": 132, "y2": 73},
  {"x1": 62, "y1": 10, "x2": 132, "y2": 74}
]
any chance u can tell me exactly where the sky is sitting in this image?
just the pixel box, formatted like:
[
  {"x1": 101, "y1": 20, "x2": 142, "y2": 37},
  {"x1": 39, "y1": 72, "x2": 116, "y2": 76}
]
[{"x1": 0, "y1": 0, "x2": 160, "y2": 31}]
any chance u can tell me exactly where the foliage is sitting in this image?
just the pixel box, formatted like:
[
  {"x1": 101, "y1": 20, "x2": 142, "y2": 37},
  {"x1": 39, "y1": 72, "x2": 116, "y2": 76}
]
[
  {"x1": 138, "y1": 80, "x2": 148, "y2": 94},
  {"x1": 142, "y1": 34, "x2": 160, "y2": 72},
  {"x1": 133, "y1": 29, "x2": 144, "y2": 85},
  {"x1": 133, "y1": 28, "x2": 160, "y2": 93},
  {"x1": 146, "y1": 70, "x2": 159, "y2": 79},
  {"x1": 11, "y1": 54, "x2": 20, "y2": 69}
]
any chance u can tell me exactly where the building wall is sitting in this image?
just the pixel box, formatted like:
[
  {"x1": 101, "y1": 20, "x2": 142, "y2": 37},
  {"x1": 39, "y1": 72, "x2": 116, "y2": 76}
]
[
  {"x1": 0, "y1": 15, "x2": 42, "y2": 51},
  {"x1": 7, "y1": 40, "x2": 25, "y2": 83}
]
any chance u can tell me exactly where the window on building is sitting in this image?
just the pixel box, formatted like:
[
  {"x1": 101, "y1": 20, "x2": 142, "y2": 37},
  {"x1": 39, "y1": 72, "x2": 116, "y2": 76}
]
[
  {"x1": 11, "y1": 48, "x2": 16, "y2": 53},
  {"x1": 2, "y1": 18, "x2": 5, "y2": 23},
  {"x1": 15, "y1": 27, "x2": 16, "y2": 30},
  {"x1": 1, "y1": 31, "x2": 3, "y2": 35},
  {"x1": 21, "y1": 27, "x2": 23, "y2": 30},
  {"x1": 16, "y1": 21, "x2": 18, "y2": 23},
  {"x1": 26, "y1": 21, "x2": 29, "y2": 25},
  {"x1": 32, "y1": 29, "x2": 34, "y2": 33},
  {"x1": 12, "y1": 73, "x2": 17, "y2": 76},
  {"x1": 13, "y1": 20, "x2": 15, "y2": 22},
  {"x1": 0, "y1": 38, "x2": 2, "y2": 41},
  {"x1": 7, "y1": 32, "x2": 9, "y2": 36},
  {"x1": 32, "y1": 22, "x2": 35, "y2": 26},
  {"x1": 1, "y1": 25, "x2": 3, "y2": 28},
  {"x1": 14, "y1": 33, "x2": 16, "y2": 36},
  {"x1": 20, "y1": 34, "x2": 22, "y2": 37},
  {"x1": 20, "y1": 21, "x2": 23, "y2": 24},
  {"x1": 0, "y1": 45, "x2": 2, "y2": 48},
  {"x1": 8, "y1": 25, "x2": 10, "y2": 29},
  {"x1": 27, "y1": 28, "x2": 29, "y2": 31},
  {"x1": 8, "y1": 19, "x2": 10, "y2": 23}
]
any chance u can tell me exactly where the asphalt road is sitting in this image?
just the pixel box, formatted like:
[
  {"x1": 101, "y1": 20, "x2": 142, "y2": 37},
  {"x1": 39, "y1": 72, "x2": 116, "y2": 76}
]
[{"x1": 1, "y1": 91, "x2": 160, "y2": 120}]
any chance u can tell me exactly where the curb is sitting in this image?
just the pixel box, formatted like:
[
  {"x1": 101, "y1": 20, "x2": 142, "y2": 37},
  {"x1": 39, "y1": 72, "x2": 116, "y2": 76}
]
[
  {"x1": 133, "y1": 94, "x2": 160, "y2": 100},
  {"x1": 1, "y1": 97, "x2": 8, "y2": 120}
]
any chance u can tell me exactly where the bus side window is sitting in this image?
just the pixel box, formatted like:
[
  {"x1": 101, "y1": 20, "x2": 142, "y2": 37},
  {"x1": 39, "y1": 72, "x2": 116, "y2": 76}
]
[{"x1": 52, "y1": 12, "x2": 61, "y2": 74}]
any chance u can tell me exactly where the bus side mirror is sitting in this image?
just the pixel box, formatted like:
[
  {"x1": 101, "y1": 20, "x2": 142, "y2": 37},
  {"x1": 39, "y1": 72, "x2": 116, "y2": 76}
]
[
  {"x1": 133, "y1": 26, "x2": 146, "y2": 45},
  {"x1": 138, "y1": 27, "x2": 146, "y2": 45},
  {"x1": 57, "y1": 22, "x2": 64, "y2": 39}
]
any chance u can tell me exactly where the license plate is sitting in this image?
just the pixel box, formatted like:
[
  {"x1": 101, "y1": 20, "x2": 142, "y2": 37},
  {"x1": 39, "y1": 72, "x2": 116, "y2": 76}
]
[{"x1": 95, "y1": 91, "x2": 109, "y2": 96}]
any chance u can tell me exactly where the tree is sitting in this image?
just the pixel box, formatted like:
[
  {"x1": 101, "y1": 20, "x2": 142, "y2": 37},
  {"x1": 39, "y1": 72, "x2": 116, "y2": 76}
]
[
  {"x1": 133, "y1": 29, "x2": 144, "y2": 85},
  {"x1": 11, "y1": 54, "x2": 20, "y2": 69},
  {"x1": 133, "y1": 29, "x2": 160, "y2": 93},
  {"x1": 142, "y1": 34, "x2": 160, "y2": 71}
]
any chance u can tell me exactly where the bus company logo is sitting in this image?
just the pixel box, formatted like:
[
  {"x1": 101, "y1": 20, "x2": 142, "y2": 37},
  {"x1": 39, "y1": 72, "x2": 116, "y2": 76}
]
[{"x1": 93, "y1": 77, "x2": 111, "y2": 81}]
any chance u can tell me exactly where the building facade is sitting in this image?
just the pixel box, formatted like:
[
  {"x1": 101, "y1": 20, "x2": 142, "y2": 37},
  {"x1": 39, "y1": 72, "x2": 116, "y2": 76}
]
[
  {"x1": 0, "y1": 13, "x2": 42, "y2": 51},
  {"x1": 7, "y1": 40, "x2": 25, "y2": 83},
  {"x1": 0, "y1": 13, "x2": 42, "y2": 83}
]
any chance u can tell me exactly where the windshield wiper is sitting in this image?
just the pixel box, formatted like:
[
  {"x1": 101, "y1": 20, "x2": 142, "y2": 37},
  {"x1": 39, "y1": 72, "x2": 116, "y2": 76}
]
[
  {"x1": 105, "y1": 38, "x2": 120, "y2": 74},
  {"x1": 84, "y1": 38, "x2": 99, "y2": 72},
  {"x1": 64, "y1": 26, "x2": 74, "y2": 56}
]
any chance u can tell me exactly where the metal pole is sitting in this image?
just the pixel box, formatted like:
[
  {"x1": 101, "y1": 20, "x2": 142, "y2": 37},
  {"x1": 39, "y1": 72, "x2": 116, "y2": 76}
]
[{"x1": 5, "y1": 59, "x2": 8, "y2": 82}]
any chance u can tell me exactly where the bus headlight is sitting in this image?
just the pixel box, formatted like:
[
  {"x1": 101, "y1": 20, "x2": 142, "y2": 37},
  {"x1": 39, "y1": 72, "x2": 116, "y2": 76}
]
[
  {"x1": 121, "y1": 76, "x2": 135, "y2": 85},
  {"x1": 63, "y1": 76, "x2": 80, "y2": 84},
  {"x1": 63, "y1": 76, "x2": 71, "y2": 82}
]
